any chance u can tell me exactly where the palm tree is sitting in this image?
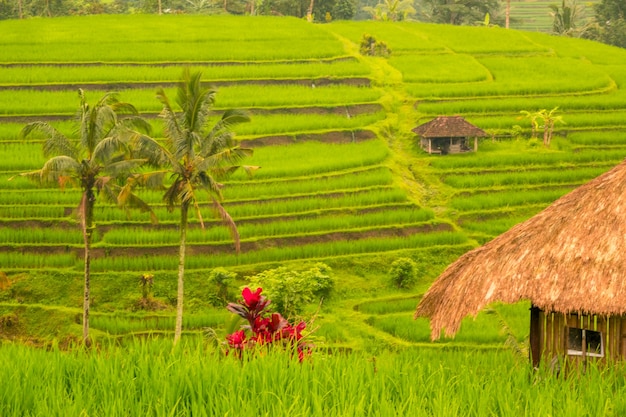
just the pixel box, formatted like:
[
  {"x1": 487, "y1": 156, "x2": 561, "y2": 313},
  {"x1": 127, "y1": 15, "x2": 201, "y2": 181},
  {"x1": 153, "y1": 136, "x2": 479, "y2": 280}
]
[
  {"x1": 136, "y1": 69, "x2": 253, "y2": 344},
  {"x1": 19, "y1": 89, "x2": 153, "y2": 346}
]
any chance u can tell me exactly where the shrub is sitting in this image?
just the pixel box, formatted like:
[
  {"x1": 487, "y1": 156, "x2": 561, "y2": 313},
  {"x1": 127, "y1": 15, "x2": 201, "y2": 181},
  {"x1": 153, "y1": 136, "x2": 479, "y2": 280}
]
[
  {"x1": 247, "y1": 263, "x2": 334, "y2": 318},
  {"x1": 360, "y1": 33, "x2": 391, "y2": 57},
  {"x1": 389, "y1": 257, "x2": 418, "y2": 289},
  {"x1": 209, "y1": 267, "x2": 237, "y2": 304}
]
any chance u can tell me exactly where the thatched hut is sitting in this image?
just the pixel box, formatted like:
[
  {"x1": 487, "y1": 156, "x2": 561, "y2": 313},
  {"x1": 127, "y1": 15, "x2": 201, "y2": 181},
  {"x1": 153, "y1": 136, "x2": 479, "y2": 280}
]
[
  {"x1": 415, "y1": 159, "x2": 626, "y2": 367},
  {"x1": 412, "y1": 116, "x2": 486, "y2": 154}
]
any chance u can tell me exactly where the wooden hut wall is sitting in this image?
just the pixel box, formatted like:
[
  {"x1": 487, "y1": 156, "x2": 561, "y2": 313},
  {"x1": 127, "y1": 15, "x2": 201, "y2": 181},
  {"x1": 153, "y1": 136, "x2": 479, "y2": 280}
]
[{"x1": 539, "y1": 311, "x2": 624, "y2": 364}]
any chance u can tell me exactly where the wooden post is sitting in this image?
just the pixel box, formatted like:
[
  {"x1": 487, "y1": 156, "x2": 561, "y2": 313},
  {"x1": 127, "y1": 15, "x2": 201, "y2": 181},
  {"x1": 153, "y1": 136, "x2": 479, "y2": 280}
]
[
  {"x1": 530, "y1": 304, "x2": 541, "y2": 368},
  {"x1": 474, "y1": 137, "x2": 478, "y2": 152}
]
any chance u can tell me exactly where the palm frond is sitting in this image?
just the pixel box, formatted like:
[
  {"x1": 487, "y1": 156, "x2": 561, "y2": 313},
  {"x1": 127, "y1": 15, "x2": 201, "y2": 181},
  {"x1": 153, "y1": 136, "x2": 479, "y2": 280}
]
[
  {"x1": 104, "y1": 159, "x2": 146, "y2": 179},
  {"x1": 31, "y1": 155, "x2": 82, "y2": 185},
  {"x1": 211, "y1": 197, "x2": 241, "y2": 254},
  {"x1": 196, "y1": 170, "x2": 224, "y2": 199},
  {"x1": 202, "y1": 147, "x2": 254, "y2": 174},
  {"x1": 129, "y1": 134, "x2": 175, "y2": 168},
  {"x1": 157, "y1": 87, "x2": 184, "y2": 153},
  {"x1": 119, "y1": 116, "x2": 152, "y2": 135},
  {"x1": 116, "y1": 182, "x2": 158, "y2": 224},
  {"x1": 21, "y1": 122, "x2": 78, "y2": 159},
  {"x1": 128, "y1": 170, "x2": 167, "y2": 190},
  {"x1": 110, "y1": 101, "x2": 139, "y2": 116},
  {"x1": 97, "y1": 178, "x2": 118, "y2": 204},
  {"x1": 92, "y1": 136, "x2": 127, "y2": 165},
  {"x1": 202, "y1": 109, "x2": 250, "y2": 157},
  {"x1": 163, "y1": 180, "x2": 183, "y2": 212}
]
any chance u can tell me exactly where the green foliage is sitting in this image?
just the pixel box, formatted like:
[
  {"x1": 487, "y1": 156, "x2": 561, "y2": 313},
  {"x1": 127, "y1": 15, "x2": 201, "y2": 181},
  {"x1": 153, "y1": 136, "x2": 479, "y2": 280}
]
[
  {"x1": 420, "y1": 0, "x2": 500, "y2": 25},
  {"x1": 589, "y1": 0, "x2": 626, "y2": 48},
  {"x1": 208, "y1": 267, "x2": 237, "y2": 304},
  {"x1": 247, "y1": 263, "x2": 334, "y2": 318},
  {"x1": 359, "y1": 33, "x2": 391, "y2": 57},
  {"x1": 388, "y1": 257, "x2": 418, "y2": 289}
]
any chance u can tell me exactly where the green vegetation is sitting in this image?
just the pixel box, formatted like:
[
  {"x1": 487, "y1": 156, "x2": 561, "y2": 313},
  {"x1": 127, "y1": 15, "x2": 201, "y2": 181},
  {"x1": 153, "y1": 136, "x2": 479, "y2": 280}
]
[
  {"x1": 5, "y1": 342, "x2": 626, "y2": 416},
  {"x1": 1, "y1": 15, "x2": 626, "y2": 413}
]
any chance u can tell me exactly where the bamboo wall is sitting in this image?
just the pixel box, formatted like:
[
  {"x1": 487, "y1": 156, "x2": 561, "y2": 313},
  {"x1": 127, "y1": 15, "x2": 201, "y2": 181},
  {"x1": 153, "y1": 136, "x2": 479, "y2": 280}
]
[{"x1": 536, "y1": 310, "x2": 625, "y2": 367}]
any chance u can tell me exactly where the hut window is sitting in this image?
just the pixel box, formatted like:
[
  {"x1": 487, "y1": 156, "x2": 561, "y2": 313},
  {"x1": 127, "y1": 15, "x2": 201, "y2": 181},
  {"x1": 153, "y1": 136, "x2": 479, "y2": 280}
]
[{"x1": 567, "y1": 327, "x2": 604, "y2": 357}]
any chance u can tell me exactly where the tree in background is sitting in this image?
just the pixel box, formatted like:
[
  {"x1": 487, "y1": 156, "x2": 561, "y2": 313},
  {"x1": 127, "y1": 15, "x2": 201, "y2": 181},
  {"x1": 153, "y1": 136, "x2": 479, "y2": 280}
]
[
  {"x1": 420, "y1": 0, "x2": 500, "y2": 25},
  {"x1": 18, "y1": 90, "x2": 153, "y2": 345},
  {"x1": 549, "y1": 0, "x2": 590, "y2": 37},
  {"x1": 135, "y1": 69, "x2": 253, "y2": 345},
  {"x1": 587, "y1": 0, "x2": 626, "y2": 48},
  {"x1": 362, "y1": 0, "x2": 415, "y2": 21}
]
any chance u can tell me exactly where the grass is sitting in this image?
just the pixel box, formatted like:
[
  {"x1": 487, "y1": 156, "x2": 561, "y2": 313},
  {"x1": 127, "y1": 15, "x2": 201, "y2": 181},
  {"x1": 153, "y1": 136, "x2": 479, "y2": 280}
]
[
  {"x1": 3, "y1": 340, "x2": 626, "y2": 416},
  {"x1": 0, "y1": 60, "x2": 371, "y2": 84},
  {"x1": 2, "y1": 15, "x2": 626, "y2": 379}
]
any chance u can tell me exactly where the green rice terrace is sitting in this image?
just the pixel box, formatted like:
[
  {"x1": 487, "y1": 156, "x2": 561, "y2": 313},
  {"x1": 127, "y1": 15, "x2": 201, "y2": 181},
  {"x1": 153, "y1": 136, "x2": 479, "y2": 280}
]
[{"x1": 2, "y1": 14, "x2": 626, "y2": 415}]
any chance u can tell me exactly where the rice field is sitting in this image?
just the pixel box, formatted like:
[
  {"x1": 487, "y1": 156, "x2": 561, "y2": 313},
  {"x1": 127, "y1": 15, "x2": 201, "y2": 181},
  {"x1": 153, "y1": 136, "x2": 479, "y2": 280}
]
[
  {"x1": 2, "y1": 15, "x2": 626, "y2": 390},
  {"x1": 4, "y1": 341, "x2": 626, "y2": 417}
]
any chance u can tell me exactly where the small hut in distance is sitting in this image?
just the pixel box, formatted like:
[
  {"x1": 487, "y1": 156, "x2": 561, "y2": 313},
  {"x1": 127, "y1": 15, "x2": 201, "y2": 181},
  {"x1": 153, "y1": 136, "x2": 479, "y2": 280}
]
[{"x1": 413, "y1": 116, "x2": 486, "y2": 155}]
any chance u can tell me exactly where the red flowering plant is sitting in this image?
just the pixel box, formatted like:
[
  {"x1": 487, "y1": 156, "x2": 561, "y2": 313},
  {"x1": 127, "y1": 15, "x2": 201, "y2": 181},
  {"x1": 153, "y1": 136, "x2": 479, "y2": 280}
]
[{"x1": 225, "y1": 287, "x2": 310, "y2": 361}]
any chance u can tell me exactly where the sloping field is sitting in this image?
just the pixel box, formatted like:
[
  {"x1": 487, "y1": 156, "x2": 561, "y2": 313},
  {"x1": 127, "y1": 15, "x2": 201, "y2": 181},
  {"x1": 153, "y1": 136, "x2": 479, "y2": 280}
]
[{"x1": 1, "y1": 15, "x2": 626, "y2": 347}]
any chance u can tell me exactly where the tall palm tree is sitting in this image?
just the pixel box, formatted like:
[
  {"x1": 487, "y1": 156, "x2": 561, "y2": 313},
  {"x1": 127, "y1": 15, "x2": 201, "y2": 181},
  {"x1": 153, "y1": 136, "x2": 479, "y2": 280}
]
[
  {"x1": 136, "y1": 69, "x2": 253, "y2": 344},
  {"x1": 19, "y1": 89, "x2": 153, "y2": 346}
]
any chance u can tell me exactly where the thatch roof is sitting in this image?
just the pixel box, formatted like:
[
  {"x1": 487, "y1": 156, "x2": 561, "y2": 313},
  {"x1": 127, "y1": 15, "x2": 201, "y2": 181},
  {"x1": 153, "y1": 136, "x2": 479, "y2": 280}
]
[
  {"x1": 412, "y1": 116, "x2": 487, "y2": 138},
  {"x1": 415, "y1": 159, "x2": 626, "y2": 340}
]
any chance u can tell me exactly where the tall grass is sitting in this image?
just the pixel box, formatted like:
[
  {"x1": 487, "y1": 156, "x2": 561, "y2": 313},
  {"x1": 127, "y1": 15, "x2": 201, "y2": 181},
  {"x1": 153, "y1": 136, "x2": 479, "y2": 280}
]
[
  {"x1": 229, "y1": 139, "x2": 389, "y2": 179},
  {"x1": 0, "y1": 85, "x2": 381, "y2": 116},
  {"x1": 232, "y1": 112, "x2": 385, "y2": 136},
  {"x1": 2, "y1": 341, "x2": 626, "y2": 416},
  {"x1": 101, "y1": 207, "x2": 436, "y2": 245},
  {"x1": 0, "y1": 15, "x2": 346, "y2": 62},
  {"x1": 441, "y1": 166, "x2": 608, "y2": 189},
  {"x1": 417, "y1": 90, "x2": 626, "y2": 115},
  {"x1": 428, "y1": 146, "x2": 626, "y2": 171},
  {"x1": 90, "y1": 232, "x2": 469, "y2": 272},
  {"x1": 449, "y1": 187, "x2": 571, "y2": 211},
  {"x1": 0, "y1": 60, "x2": 371, "y2": 84},
  {"x1": 389, "y1": 54, "x2": 489, "y2": 83},
  {"x1": 90, "y1": 311, "x2": 230, "y2": 335}
]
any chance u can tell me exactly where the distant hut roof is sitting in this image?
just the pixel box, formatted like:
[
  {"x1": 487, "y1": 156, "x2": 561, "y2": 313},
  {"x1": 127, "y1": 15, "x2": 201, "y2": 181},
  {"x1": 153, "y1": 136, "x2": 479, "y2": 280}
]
[
  {"x1": 415, "y1": 159, "x2": 626, "y2": 340},
  {"x1": 412, "y1": 116, "x2": 487, "y2": 138}
]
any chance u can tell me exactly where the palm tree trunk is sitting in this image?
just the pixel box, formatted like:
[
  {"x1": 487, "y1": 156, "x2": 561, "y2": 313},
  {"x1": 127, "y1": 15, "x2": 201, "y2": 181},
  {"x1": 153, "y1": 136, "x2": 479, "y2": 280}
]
[
  {"x1": 306, "y1": 0, "x2": 314, "y2": 21},
  {"x1": 174, "y1": 202, "x2": 189, "y2": 345},
  {"x1": 17, "y1": 0, "x2": 23, "y2": 18},
  {"x1": 82, "y1": 191, "x2": 95, "y2": 347},
  {"x1": 505, "y1": 0, "x2": 510, "y2": 29}
]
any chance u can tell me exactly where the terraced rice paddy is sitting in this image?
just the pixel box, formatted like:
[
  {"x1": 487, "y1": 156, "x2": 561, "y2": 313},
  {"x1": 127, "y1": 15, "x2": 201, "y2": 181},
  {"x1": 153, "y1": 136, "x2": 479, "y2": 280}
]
[{"x1": 1, "y1": 15, "x2": 626, "y2": 353}]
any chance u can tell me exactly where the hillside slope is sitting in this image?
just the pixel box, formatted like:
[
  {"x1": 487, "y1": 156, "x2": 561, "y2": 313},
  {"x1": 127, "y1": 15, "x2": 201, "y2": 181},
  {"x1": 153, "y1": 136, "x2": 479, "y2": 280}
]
[{"x1": 1, "y1": 16, "x2": 625, "y2": 347}]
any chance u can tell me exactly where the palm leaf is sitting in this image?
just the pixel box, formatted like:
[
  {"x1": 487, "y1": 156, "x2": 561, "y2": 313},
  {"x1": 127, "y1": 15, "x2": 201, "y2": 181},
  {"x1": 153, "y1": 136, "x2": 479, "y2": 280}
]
[
  {"x1": 38, "y1": 155, "x2": 82, "y2": 185},
  {"x1": 157, "y1": 87, "x2": 185, "y2": 156},
  {"x1": 104, "y1": 159, "x2": 146, "y2": 179},
  {"x1": 116, "y1": 183, "x2": 158, "y2": 224},
  {"x1": 211, "y1": 197, "x2": 241, "y2": 253},
  {"x1": 92, "y1": 136, "x2": 127, "y2": 165},
  {"x1": 21, "y1": 122, "x2": 78, "y2": 159}
]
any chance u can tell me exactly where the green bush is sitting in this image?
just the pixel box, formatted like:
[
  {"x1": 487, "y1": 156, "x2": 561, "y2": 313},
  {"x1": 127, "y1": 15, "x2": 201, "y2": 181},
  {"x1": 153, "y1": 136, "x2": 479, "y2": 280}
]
[
  {"x1": 208, "y1": 268, "x2": 237, "y2": 305},
  {"x1": 360, "y1": 33, "x2": 391, "y2": 57},
  {"x1": 389, "y1": 257, "x2": 418, "y2": 289},
  {"x1": 247, "y1": 263, "x2": 334, "y2": 318}
]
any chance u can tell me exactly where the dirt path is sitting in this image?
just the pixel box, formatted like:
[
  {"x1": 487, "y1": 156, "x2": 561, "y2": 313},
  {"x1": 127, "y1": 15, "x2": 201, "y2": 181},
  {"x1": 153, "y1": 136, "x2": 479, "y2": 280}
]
[{"x1": 323, "y1": 29, "x2": 452, "y2": 216}]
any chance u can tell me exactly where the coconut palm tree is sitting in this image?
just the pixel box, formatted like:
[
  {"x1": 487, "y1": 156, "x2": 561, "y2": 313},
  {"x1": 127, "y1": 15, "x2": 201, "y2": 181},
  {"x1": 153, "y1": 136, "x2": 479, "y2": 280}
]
[
  {"x1": 19, "y1": 89, "x2": 153, "y2": 346},
  {"x1": 135, "y1": 69, "x2": 253, "y2": 344}
]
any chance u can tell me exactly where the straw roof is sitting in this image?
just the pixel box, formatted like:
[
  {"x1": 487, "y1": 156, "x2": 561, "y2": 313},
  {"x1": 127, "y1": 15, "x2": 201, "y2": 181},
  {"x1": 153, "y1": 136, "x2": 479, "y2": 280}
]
[
  {"x1": 412, "y1": 116, "x2": 487, "y2": 138},
  {"x1": 415, "y1": 159, "x2": 626, "y2": 340}
]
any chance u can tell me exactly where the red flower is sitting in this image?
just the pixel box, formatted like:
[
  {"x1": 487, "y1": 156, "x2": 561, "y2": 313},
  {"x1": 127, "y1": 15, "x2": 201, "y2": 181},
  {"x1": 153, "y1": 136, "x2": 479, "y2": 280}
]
[
  {"x1": 242, "y1": 287, "x2": 263, "y2": 309},
  {"x1": 226, "y1": 330, "x2": 247, "y2": 350}
]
